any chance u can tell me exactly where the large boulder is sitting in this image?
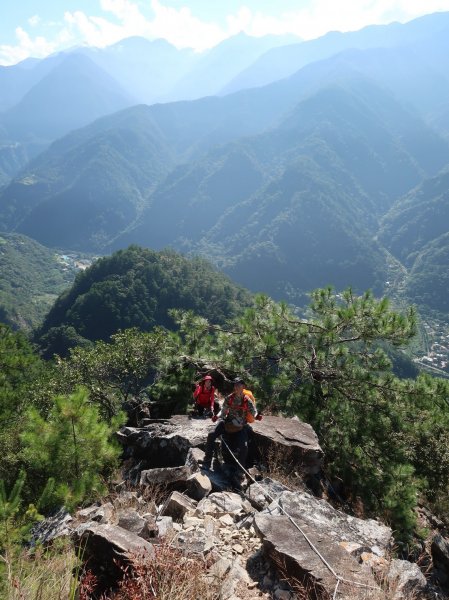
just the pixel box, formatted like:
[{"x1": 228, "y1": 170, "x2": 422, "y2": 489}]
[
  {"x1": 387, "y1": 559, "x2": 427, "y2": 599},
  {"x1": 251, "y1": 416, "x2": 323, "y2": 475},
  {"x1": 74, "y1": 523, "x2": 154, "y2": 593},
  {"x1": 29, "y1": 508, "x2": 73, "y2": 546},
  {"x1": 118, "y1": 415, "x2": 323, "y2": 479},
  {"x1": 431, "y1": 533, "x2": 449, "y2": 585},
  {"x1": 139, "y1": 465, "x2": 192, "y2": 488},
  {"x1": 254, "y1": 490, "x2": 392, "y2": 599},
  {"x1": 162, "y1": 490, "x2": 197, "y2": 522},
  {"x1": 117, "y1": 417, "x2": 215, "y2": 467}
]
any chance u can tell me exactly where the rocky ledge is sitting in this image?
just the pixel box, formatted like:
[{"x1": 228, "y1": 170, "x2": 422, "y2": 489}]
[{"x1": 32, "y1": 414, "x2": 434, "y2": 599}]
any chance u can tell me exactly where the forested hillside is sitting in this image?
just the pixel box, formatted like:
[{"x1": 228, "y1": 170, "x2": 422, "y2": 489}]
[
  {"x1": 0, "y1": 233, "x2": 75, "y2": 330},
  {"x1": 35, "y1": 245, "x2": 252, "y2": 358}
]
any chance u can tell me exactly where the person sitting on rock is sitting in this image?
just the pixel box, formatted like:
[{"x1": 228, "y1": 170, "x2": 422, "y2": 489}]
[
  {"x1": 192, "y1": 374, "x2": 218, "y2": 417},
  {"x1": 201, "y1": 377, "x2": 261, "y2": 483}
]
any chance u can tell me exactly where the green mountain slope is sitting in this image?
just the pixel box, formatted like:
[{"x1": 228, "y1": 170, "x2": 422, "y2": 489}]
[
  {"x1": 116, "y1": 81, "x2": 446, "y2": 300},
  {"x1": 379, "y1": 169, "x2": 449, "y2": 266},
  {"x1": 35, "y1": 245, "x2": 252, "y2": 357},
  {"x1": 0, "y1": 107, "x2": 175, "y2": 249},
  {"x1": 0, "y1": 232, "x2": 75, "y2": 330},
  {"x1": 405, "y1": 233, "x2": 449, "y2": 314}
]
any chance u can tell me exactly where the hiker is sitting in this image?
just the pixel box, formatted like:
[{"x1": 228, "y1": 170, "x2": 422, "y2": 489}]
[
  {"x1": 192, "y1": 374, "x2": 218, "y2": 417},
  {"x1": 201, "y1": 377, "x2": 261, "y2": 480}
]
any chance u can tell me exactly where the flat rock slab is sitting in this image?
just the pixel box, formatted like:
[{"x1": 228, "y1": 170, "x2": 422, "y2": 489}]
[
  {"x1": 254, "y1": 490, "x2": 391, "y2": 599},
  {"x1": 254, "y1": 513, "x2": 379, "y2": 599},
  {"x1": 267, "y1": 491, "x2": 392, "y2": 554},
  {"x1": 140, "y1": 465, "x2": 192, "y2": 488}
]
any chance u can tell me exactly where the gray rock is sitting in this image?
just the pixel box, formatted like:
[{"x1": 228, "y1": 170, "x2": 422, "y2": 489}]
[
  {"x1": 254, "y1": 490, "x2": 390, "y2": 599},
  {"x1": 116, "y1": 509, "x2": 157, "y2": 540},
  {"x1": 252, "y1": 415, "x2": 323, "y2": 475},
  {"x1": 117, "y1": 417, "x2": 215, "y2": 468},
  {"x1": 74, "y1": 523, "x2": 154, "y2": 592},
  {"x1": 77, "y1": 503, "x2": 114, "y2": 524},
  {"x1": 140, "y1": 465, "x2": 192, "y2": 488},
  {"x1": 431, "y1": 534, "x2": 449, "y2": 583},
  {"x1": 387, "y1": 559, "x2": 427, "y2": 599},
  {"x1": 113, "y1": 490, "x2": 144, "y2": 509},
  {"x1": 255, "y1": 512, "x2": 379, "y2": 599},
  {"x1": 187, "y1": 472, "x2": 212, "y2": 500},
  {"x1": 118, "y1": 414, "x2": 323, "y2": 479},
  {"x1": 264, "y1": 491, "x2": 392, "y2": 554},
  {"x1": 186, "y1": 447, "x2": 205, "y2": 471},
  {"x1": 29, "y1": 507, "x2": 73, "y2": 546},
  {"x1": 246, "y1": 478, "x2": 290, "y2": 511},
  {"x1": 172, "y1": 528, "x2": 210, "y2": 554},
  {"x1": 209, "y1": 557, "x2": 232, "y2": 578},
  {"x1": 196, "y1": 492, "x2": 249, "y2": 517},
  {"x1": 162, "y1": 490, "x2": 197, "y2": 522},
  {"x1": 155, "y1": 515, "x2": 174, "y2": 537}
]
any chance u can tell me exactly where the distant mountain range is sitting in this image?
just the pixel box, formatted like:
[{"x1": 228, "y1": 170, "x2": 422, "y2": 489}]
[{"x1": 0, "y1": 11, "x2": 448, "y2": 318}]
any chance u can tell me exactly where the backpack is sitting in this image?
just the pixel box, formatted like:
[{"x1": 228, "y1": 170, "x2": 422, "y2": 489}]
[{"x1": 227, "y1": 392, "x2": 255, "y2": 424}]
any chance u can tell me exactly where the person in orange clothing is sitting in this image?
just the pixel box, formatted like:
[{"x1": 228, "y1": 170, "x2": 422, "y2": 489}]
[{"x1": 192, "y1": 375, "x2": 218, "y2": 417}]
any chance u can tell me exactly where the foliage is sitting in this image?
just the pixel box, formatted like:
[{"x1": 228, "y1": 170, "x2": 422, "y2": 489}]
[
  {"x1": 44, "y1": 327, "x2": 177, "y2": 420},
  {"x1": 0, "y1": 471, "x2": 26, "y2": 551},
  {"x1": 0, "y1": 538, "x2": 78, "y2": 600},
  {"x1": 168, "y1": 288, "x2": 449, "y2": 541},
  {"x1": 35, "y1": 245, "x2": 252, "y2": 358},
  {"x1": 0, "y1": 324, "x2": 44, "y2": 488},
  {"x1": 20, "y1": 388, "x2": 123, "y2": 510},
  {"x1": 0, "y1": 233, "x2": 75, "y2": 330}
]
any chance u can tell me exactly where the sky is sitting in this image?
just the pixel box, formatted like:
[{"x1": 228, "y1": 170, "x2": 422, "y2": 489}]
[{"x1": 1, "y1": 0, "x2": 449, "y2": 66}]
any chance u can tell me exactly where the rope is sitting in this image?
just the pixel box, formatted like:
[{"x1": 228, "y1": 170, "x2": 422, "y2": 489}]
[{"x1": 220, "y1": 436, "x2": 380, "y2": 596}]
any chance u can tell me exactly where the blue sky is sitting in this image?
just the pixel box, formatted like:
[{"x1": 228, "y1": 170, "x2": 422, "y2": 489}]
[{"x1": 2, "y1": 0, "x2": 449, "y2": 65}]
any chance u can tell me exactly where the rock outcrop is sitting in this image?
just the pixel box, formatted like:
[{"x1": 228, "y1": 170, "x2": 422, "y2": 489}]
[
  {"x1": 254, "y1": 490, "x2": 392, "y2": 599},
  {"x1": 118, "y1": 414, "x2": 324, "y2": 478},
  {"x1": 32, "y1": 413, "x2": 433, "y2": 599}
]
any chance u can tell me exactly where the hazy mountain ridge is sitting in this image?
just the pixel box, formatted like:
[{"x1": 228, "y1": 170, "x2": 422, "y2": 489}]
[
  {"x1": 0, "y1": 12, "x2": 448, "y2": 318},
  {"x1": 221, "y1": 11, "x2": 449, "y2": 94},
  {"x1": 0, "y1": 54, "x2": 134, "y2": 144}
]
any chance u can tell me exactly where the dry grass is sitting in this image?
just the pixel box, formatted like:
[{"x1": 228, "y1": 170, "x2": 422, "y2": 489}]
[
  {"x1": 0, "y1": 538, "x2": 79, "y2": 600},
  {"x1": 262, "y1": 445, "x2": 306, "y2": 490},
  {"x1": 98, "y1": 540, "x2": 220, "y2": 600}
]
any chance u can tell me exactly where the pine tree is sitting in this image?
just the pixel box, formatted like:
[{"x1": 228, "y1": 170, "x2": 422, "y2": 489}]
[
  {"x1": 168, "y1": 288, "x2": 449, "y2": 541},
  {"x1": 21, "y1": 388, "x2": 123, "y2": 509}
]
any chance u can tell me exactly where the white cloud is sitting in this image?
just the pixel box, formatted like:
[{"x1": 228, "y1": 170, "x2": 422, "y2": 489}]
[
  {"x1": 145, "y1": 0, "x2": 226, "y2": 50},
  {"x1": 28, "y1": 15, "x2": 41, "y2": 28},
  {"x1": 0, "y1": 27, "x2": 56, "y2": 65},
  {"x1": 62, "y1": 0, "x2": 227, "y2": 51},
  {"x1": 226, "y1": 0, "x2": 449, "y2": 40}
]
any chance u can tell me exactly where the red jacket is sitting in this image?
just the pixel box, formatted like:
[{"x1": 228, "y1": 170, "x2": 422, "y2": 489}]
[{"x1": 193, "y1": 384, "x2": 215, "y2": 410}]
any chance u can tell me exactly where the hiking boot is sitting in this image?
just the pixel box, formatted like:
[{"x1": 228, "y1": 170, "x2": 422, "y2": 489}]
[{"x1": 199, "y1": 458, "x2": 212, "y2": 471}]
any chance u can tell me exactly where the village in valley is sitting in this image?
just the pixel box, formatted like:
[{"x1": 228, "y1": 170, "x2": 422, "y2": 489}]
[
  {"x1": 56, "y1": 252, "x2": 97, "y2": 272},
  {"x1": 415, "y1": 317, "x2": 449, "y2": 375}
]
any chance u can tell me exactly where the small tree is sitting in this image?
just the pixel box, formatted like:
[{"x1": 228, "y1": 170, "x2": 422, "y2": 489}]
[
  {"x1": 41, "y1": 327, "x2": 174, "y2": 420},
  {"x1": 0, "y1": 325, "x2": 43, "y2": 488},
  {"x1": 21, "y1": 388, "x2": 123, "y2": 509}
]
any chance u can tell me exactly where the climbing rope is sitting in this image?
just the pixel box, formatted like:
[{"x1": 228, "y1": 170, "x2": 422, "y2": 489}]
[{"x1": 220, "y1": 436, "x2": 381, "y2": 597}]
